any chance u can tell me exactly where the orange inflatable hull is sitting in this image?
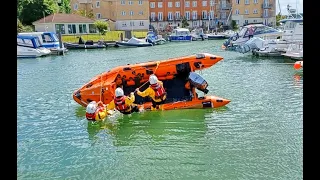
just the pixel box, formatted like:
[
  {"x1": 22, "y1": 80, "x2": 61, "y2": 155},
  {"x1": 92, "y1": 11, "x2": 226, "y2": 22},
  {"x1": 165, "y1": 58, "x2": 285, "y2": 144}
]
[
  {"x1": 73, "y1": 53, "x2": 230, "y2": 109},
  {"x1": 138, "y1": 96, "x2": 230, "y2": 110}
]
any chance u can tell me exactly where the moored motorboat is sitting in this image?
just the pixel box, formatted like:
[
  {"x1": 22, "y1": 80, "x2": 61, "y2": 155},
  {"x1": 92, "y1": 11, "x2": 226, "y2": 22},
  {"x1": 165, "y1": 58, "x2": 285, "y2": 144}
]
[
  {"x1": 64, "y1": 36, "x2": 106, "y2": 49},
  {"x1": 72, "y1": 53, "x2": 230, "y2": 110},
  {"x1": 115, "y1": 37, "x2": 153, "y2": 47},
  {"x1": 17, "y1": 35, "x2": 51, "y2": 58}
]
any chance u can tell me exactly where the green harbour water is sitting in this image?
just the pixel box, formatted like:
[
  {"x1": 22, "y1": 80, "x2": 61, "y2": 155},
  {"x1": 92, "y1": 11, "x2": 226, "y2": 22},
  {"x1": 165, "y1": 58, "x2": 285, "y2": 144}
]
[{"x1": 17, "y1": 40, "x2": 303, "y2": 179}]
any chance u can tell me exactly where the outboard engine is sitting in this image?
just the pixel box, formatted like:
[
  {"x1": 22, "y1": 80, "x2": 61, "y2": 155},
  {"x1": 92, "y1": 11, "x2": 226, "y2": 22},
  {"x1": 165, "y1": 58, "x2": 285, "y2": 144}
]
[{"x1": 188, "y1": 72, "x2": 209, "y2": 94}]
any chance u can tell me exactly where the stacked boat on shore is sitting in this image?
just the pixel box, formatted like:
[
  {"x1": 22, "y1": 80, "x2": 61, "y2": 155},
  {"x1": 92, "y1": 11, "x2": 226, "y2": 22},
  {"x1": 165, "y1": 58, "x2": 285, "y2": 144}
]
[{"x1": 72, "y1": 53, "x2": 230, "y2": 111}]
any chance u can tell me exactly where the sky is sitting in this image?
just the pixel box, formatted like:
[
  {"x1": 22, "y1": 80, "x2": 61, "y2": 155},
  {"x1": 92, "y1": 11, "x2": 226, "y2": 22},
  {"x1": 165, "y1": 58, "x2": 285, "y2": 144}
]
[{"x1": 276, "y1": 0, "x2": 303, "y2": 15}]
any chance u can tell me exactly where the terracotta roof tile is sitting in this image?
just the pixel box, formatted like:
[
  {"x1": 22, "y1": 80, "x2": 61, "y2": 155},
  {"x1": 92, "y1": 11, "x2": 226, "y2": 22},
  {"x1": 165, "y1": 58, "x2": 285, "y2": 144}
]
[{"x1": 33, "y1": 13, "x2": 95, "y2": 24}]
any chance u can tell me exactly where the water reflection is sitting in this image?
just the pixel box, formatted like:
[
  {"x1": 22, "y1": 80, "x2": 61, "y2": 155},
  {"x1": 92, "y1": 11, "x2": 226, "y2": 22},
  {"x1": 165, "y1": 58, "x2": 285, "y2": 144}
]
[{"x1": 82, "y1": 109, "x2": 215, "y2": 146}]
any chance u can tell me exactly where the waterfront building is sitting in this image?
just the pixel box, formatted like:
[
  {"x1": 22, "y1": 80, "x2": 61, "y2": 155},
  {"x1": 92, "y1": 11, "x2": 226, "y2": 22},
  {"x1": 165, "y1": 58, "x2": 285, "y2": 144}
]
[
  {"x1": 70, "y1": 0, "x2": 150, "y2": 31},
  {"x1": 231, "y1": 0, "x2": 276, "y2": 27}
]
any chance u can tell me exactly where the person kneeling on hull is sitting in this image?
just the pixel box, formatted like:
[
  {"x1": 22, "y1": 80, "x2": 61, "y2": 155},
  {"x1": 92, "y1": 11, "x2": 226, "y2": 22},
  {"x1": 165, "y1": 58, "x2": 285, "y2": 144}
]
[
  {"x1": 136, "y1": 74, "x2": 167, "y2": 111},
  {"x1": 107, "y1": 87, "x2": 140, "y2": 114}
]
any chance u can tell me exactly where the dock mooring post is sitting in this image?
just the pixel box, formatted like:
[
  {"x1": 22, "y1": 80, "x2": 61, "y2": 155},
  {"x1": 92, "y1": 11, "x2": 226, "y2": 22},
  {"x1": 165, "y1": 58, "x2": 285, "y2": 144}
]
[{"x1": 58, "y1": 26, "x2": 64, "y2": 55}]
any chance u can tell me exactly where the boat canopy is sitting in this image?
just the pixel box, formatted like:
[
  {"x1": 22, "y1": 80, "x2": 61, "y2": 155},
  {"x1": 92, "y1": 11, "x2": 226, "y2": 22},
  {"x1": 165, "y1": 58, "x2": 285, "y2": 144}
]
[{"x1": 17, "y1": 35, "x2": 43, "y2": 48}]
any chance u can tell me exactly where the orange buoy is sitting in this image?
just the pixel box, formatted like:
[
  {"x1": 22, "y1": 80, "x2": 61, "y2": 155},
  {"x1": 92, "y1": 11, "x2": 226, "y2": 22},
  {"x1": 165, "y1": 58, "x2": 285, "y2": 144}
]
[{"x1": 294, "y1": 61, "x2": 302, "y2": 70}]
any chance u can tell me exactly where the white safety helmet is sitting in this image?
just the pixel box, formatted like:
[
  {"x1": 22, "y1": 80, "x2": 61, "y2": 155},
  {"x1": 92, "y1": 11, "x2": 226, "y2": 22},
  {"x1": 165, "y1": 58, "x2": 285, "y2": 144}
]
[
  {"x1": 86, "y1": 101, "x2": 97, "y2": 114},
  {"x1": 115, "y1": 87, "x2": 124, "y2": 97},
  {"x1": 149, "y1": 74, "x2": 158, "y2": 85}
]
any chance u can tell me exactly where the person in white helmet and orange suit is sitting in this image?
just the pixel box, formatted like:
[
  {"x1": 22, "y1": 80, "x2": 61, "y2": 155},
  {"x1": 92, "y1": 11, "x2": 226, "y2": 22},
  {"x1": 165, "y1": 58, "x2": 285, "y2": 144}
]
[
  {"x1": 106, "y1": 87, "x2": 140, "y2": 114},
  {"x1": 136, "y1": 74, "x2": 167, "y2": 111},
  {"x1": 85, "y1": 101, "x2": 110, "y2": 121}
]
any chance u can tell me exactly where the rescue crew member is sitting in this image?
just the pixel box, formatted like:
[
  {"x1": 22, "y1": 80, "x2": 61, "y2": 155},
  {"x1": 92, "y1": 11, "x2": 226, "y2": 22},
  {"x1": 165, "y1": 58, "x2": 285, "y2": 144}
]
[
  {"x1": 136, "y1": 74, "x2": 167, "y2": 111},
  {"x1": 85, "y1": 101, "x2": 110, "y2": 121},
  {"x1": 107, "y1": 87, "x2": 140, "y2": 114},
  {"x1": 184, "y1": 80, "x2": 198, "y2": 99}
]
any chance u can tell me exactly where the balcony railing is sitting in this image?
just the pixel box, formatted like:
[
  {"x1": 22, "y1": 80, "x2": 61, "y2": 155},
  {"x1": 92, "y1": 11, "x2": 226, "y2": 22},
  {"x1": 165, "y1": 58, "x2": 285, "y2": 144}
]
[
  {"x1": 261, "y1": 14, "x2": 271, "y2": 18},
  {"x1": 78, "y1": 0, "x2": 92, "y2": 3},
  {"x1": 219, "y1": 3, "x2": 232, "y2": 10},
  {"x1": 262, "y1": 4, "x2": 272, "y2": 9}
]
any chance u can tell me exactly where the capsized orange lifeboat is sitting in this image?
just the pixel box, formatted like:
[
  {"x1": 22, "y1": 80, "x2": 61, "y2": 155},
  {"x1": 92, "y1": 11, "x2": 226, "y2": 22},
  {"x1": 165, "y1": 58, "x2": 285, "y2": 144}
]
[{"x1": 72, "y1": 53, "x2": 230, "y2": 109}]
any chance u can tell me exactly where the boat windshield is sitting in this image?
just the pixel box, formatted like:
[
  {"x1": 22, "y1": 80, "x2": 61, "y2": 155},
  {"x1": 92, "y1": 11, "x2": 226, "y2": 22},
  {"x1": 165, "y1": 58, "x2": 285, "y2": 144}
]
[
  {"x1": 238, "y1": 27, "x2": 247, "y2": 37},
  {"x1": 42, "y1": 33, "x2": 59, "y2": 43},
  {"x1": 34, "y1": 37, "x2": 42, "y2": 48},
  {"x1": 177, "y1": 30, "x2": 190, "y2": 36}
]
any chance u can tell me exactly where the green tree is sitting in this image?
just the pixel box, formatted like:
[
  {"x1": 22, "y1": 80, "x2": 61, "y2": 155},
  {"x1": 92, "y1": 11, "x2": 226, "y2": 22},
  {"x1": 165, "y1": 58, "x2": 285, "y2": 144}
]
[
  {"x1": 181, "y1": 17, "x2": 189, "y2": 28},
  {"x1": 19, "y1": 0, "x2": 59, "y2": 25},
  {"x1": 276, "y1": 13, "x2": 286, "y2": 26},
  {"x1": 94, "y1": 20, "x2": 109, "y2": 35},
  {"x1": 59, "y1": 0, "x2": 71, "y2": 13},
  {"x1": 17, "y1": 20, "x2": 34, "y2": 33},
  {"x1": 231, "y1": 20, "x2": 238, "y2": 30},
  {"x1": 73, "y1": 9, "x2": 94, "y2": 19}
]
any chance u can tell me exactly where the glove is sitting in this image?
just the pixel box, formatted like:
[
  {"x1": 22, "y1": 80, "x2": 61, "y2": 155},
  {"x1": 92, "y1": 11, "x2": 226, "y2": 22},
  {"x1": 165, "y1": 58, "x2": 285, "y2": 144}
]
[{"x1": 130, "y1": 92, "x2": 134, "y2": 96}]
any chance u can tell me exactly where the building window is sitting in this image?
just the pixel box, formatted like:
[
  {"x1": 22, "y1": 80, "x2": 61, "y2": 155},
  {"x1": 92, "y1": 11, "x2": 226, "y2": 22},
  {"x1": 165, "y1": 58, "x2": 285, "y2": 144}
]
[
  {"x1": 130, "y1": 11, "x2": 134, "y2": 16},
  {"x1": 202, "y1": 11, "x2": 207, "y2": 19},
  {"x1": 96, "y1": 1, "x2": 100, "y2": 8},
  {"x1": 192, "y1": 11, "x2": 197, "y2": 20},
  {"x1": 67, "y1": 24, "x2": 76, "y2": 34},
  {"x1": 192, "y1": 1, "x2": 197, "y2": 7},
  {"x1": 121, "y1": 0, "x2": 125, "y2": 5},
  {"x1": 221, "y1": 12, "x2": 226, "y2": 18},
  {"x1": 264, "y1": 9, "x2": 268, "y2": 17},
  {"x1": 185, "y1": 11, "x2": 190, "y2": 20},
  {"x1": 128, "y1": 1, "x2": 133, "y2": 5},
  {"x1": 55, "y1": 24, "x2": 65, "y2": 34},
  {"x1": 175, "y1": 11, "x2": 180, "y2": 20},
  {"x1": 79, "y1": 24, "x2": 87, "y2": 33},
  {"x1": 121, "y1": 11, "x2": 126, "y2": 16},
  {"x1": 245, "y1": 20, "x2": 248, "y2": 24},
  {"x1": 130, "y1": 21, "x2": 135, "y2": 26},
  {"x1": 138, "y1": 0, "x2": 143, "y2": 5},
  {"x1": 253, "y1": 9, "x2": 258, "y2": 14},
  {"x1": 254, "y1": 0, "x2": 258, "y2": 4},
  {"x1": 139, "y1": 11, "x2": 143, "y2": 15},
  {"x1": 122, "y1": 22, "x2": 127, "y2": 27},
  {"x1": 96, "y1": 13, "x2": 101, "y2": 19},
  {"x1": 236, "y1": 0, "x2": 240, "y2": 4},
  {"x1": 150, "y1": 2, "x2": 155, "y2": 8},
  {"x1": 175, "y1": 1, "x2": 180, "y2": 7},
  {"x1": 202, "y1": 1, "x2": 207, "y2": 6},
  {"x1": 235, "y1": 9, "x2": 239, "y2": 15},
  {"x1": 193, "y1": 21, "x2": 197, "y2": 26},
  {"x1": 91, "y1": 4, "x2": 93, "y2": 8},
  {"x1": 168, "y1": 12, "x2": 173, "y2": 20},
  {"x1": 236, "y1": 20, "x2": 239, "y2": 25},
  {"x1": 89, "y1": 24, "x2": 97, "y2": 33},
  {"x1": 253, "y1": 20, "x2": 257, "y2": 22},
  {"x1": 73, "y1": 3, "x2": 78, "y2": 10},
  {"x1": 210, "y1": 11, "x2": 214, "y2": 19},
  {"x1": 151, "y1": 12, "x2": 155, "y2": 20},
  {"x1": 158, "y1": 2, "x2": 163, "y2": 8},
  {"x1": 139, "y1": 21, "x2": 144, "y2": 26},
  {"x1": 158, "y1": 12, "x2": 163, "y2": 21},
  {"x1": 210, "y1": 0, "x2": 214, "y2": 6},
  {"x1": 185, "y1": 1, "x2": 190, "y2": 7},
  {"x1": 168, "y1": 2, "x2": 172, "y2": 7},
  {"x1": 245, "y1": 0, "x2": 249, "y2": 5},
  {"x1": 245, "y1": 9, "x2": 249, "y2": 14}
]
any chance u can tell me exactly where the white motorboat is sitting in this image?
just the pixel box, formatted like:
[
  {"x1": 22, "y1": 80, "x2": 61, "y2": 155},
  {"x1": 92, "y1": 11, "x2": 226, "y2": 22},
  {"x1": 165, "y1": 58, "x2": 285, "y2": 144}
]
[
  {"x1": 168, "y1": 27, "x2": 192, "y2": 42},
  {"x1": 115, "y1": 37, "x2": 153, "y2": 47},
  {"x1": 17, "y1": 35, "x2": 51, "y2": 58},
  {"x1": 281, "y1": 42, "x2": 303, "y2": 60},
  {"x1": 222, "y1": 24, "x2": 283, "y2": 50},
  {"x1": 191, "y1": 28, "x2": 206, "y2": 41}
]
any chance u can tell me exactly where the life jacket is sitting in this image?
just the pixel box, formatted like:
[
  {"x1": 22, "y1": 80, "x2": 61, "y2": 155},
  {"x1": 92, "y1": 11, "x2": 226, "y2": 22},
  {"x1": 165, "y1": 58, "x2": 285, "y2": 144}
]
[
  {"x1": 150, "y1": 83, "x2": 166, "y2": 100},
  {"x1": 114, "y1": 96, "x2": 130, "y2": 112},
  {"x1": 86, "y1": 106, "x2": 104, "y2": 121}
]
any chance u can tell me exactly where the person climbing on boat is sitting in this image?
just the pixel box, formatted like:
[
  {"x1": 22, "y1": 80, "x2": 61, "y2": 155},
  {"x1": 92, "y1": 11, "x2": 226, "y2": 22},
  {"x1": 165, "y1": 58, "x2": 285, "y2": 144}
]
[
  {"x1": 107, "y1": 87, "x2": 140, "y2": 114},
  {"x1": 135, "y1": 74, "x2": 167, "y2": 111},
  {"x1": 85, "y1": 101, "x2": 110, "y2": 121},
  {"x1": 248, "y1": 25, "x2": 254, "y2": 39}
]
